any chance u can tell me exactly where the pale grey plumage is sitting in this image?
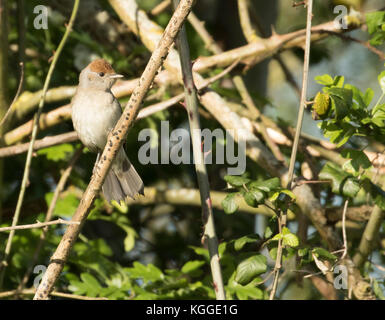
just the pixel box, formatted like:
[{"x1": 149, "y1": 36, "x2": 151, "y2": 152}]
[{"x1": 71, "y1": 59, "x2": 144, "y2": 202}]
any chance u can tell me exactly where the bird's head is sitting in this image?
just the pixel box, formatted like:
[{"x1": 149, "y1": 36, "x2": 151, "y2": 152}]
[{"x1": 78, "y1": 59, "x2": 123, "y2": 91}]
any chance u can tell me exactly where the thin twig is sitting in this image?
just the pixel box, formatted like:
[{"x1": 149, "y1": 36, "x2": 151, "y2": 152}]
[
  {"x1": 0, "y1": 131, "x2": 78, "y2": 158},
  {"x1": 237, "y1": 0, "x2": 259, "y2": 42},
  {"x1": 0, "y1": 0, "x2": 80, "y2": 289},
  {"x1": 151, "y1": 0, "x2": 171, "y2": 16},
  {"x1": 172, "y1": 0, "x2": 225, "y2": 300},
  {"x1": 0, "y1": 288, "x2": 108, "y2": 300},
  {"x1": 0, "y1": 62, "x2": 24, "y2": 128},
  {"x1": 321, "y1": 30, "x2": 385, "y2": 61},
  {"x1": 341, "y1": 199, "x2": 349, "y2": 259},
  {"x1": 0, "y1": 219, "x2": 80, "y2": 232},
  {"x1": 270, "y1": 0, "x2": 313, "y2": 301},
  {"x1": 269, "y1": 214, "x2": 284, "y2": 300},
  {"x1": 33, "y1": 0, "x2": 195, "y2": 300}
]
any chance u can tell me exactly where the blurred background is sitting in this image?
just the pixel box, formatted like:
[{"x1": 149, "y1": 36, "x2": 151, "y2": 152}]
[{"x1": 0, "y1": 0, "x2": 384, "y2": 300}]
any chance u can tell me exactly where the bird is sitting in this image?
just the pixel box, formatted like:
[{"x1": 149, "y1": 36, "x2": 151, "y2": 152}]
[{"x1": 71, "y1": 58, "x2": 144, "y2": 203}]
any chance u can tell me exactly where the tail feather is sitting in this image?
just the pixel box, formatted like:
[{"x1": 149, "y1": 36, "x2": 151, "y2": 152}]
[{"x1": 102, "y1": 148, "x2": 144, "y2": 203}]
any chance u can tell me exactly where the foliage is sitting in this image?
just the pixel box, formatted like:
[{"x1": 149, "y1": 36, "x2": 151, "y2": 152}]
[{"x1": 0, "y1": 0, "x2": 384, "y2": 301}]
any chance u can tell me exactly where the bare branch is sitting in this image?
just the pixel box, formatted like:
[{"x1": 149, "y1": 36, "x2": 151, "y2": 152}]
[
  {"x1": 151, "y1": 0, "x2": 171, "y2": 16},
  {"x1": 0, "y1": 131, "x2": 78, "y2": 158},
  {"x1": 0, "y1": 219, "x2": 80, "y2": 232}
]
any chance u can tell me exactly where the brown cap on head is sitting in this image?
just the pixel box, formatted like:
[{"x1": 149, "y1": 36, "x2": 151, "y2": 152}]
[{"x1": 88, "y1": 59, "x2": 116, "y2": 74}]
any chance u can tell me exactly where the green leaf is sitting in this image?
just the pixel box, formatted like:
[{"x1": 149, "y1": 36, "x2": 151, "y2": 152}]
[
  {"x1": 235, "y1": 255, "x2": 267, "y2": 285},
  {"x1": 222, "y1": 193, "x2": 239, "y2": 214},
  {"x1": 190, "y1": 246, "x2": 210, "y2": 260},
  {"x1": 45, "y1": 192, "x2": 79, "y2": 217},
  {"x1": 373, "y1": 279, "x2": 385, "y2": 300},
  {"x1": 315, "y1": 74, "x2": 334, "y2": 86},
  {"x1": 249, "y1": 177, "x2": 280, "y2": 192},
  {"x1": 331, "y1": 96, "x2": 349, "y2": 120},
  {"x1": 312, "y1": 247, "x2": 337, "y2": 260},
  {"x1": 232, "y1": 283, "x2": 264, "y2": 300},
  {"x1": 366, "y1": 12, "x2": 385, "y2": 34},
  {"x1": 320, "y1": 121, "x2": 354, "y2": 147},
  {"x1": 326, "y1": 87, "x2": 353, "y2": 107},
  {"x1": 341, "y1": 149, "x2": 372, "y2": 173},
  {"x1": 126, "y1": 262, "x2": 164, "y2": 283},
  {"x1": 120, "y1": 225, "x2": 137, "y2": 252},
  {"x1": 272, "y1": 227, "x2": 299, "y2": 247},
  {"x1": 333, "y1": 75, "x2": 345, "y2": 88},
  {"x1": 372, "y1": 184, "x2": 385, "y2": 210},
  {"x1": 283, "y1": 233, "x2": 299, "y2": 248},
  {"x1": 298, "y1": 248, "x2": 309, "y2": 257},
  {"x1": 319, "y1": 162, "x2": 360, "y2": 197},
  {"x1": 234, "y1": 234, "x2": 260, "y2": 251},
  {"x1": 79, "y1": 273, "x2": 102, "y2": 297},
  {"x1": 364, "y1": 88, "x2": 374, "y2": 106},
  {"x1": 181, "y1": 260, "x2": 205, "y2": 274},
  {"x1": 378, "y1": 70, "x2": 385, "y2": 93},
  {"x1": 313, "y1": 92, "x2": 331, "y2": 119},
  {"x1": 371, "y1": 104, "x2": 385, "y2": 127},
  {"x1": 243, "y1": 190, "x2": 265, "y2": 207},
  {"x1": 37, "y1": 143, "x2": 74, "y2": 161},
  {"x1": 224, "y1": 175, "x2": 251, "y2": 187}
]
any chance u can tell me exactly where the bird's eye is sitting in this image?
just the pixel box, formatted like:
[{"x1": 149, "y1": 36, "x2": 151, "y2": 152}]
[{"x1": 98, "y1": 72, "x2": 105, "y2": 77}]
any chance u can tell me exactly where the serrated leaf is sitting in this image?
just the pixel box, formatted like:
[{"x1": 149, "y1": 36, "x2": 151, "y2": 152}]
[
  {"x1": 366, "y1": 11, "x2": 385, "y2": 34},
  {"x1": 243, "y1": 190, "x2": 265, "y2": 207},
  {"x1": 126, "y1": 262, "x2": 164, "y2": 283},
  {"x1": 341, "y1": 149, "x2": 372, "y2": 173},
  {"x1": 221, "y1": 193, "x2": 238, "y2": 214},
  {"x1": 224, "y1": 175, "x2": 251, "y2": 187},
  {"x1": 232, "y1": 283, "x2": 264, "y2": 300},
  {"x1": 235, "y1": 255, "x2": 267, "y2": 285},
  {"x1": 283, "y1": 232, "x2": 299, "y2": 247},
  {"x1": 319, "y1": 162, "x2": 360, "y2": 197},
  {"x1": 80, "y1": 273, "x2": 101, "y2": 290},
  {"x1": 312, "y1": 247, "x2": 337, "y2": 260},
  {"x1": 315, "y1": 74, "x2": 334, "y2": 86},
  {"x1": 331, "y1": 96, "x2": 349, "y2": 120},
  {"x1": 327, "y1": 87, "x2": 353, "y2": 107},
  {"x1": 249, "y1": 177, "x2": 280, "y2": 192}
]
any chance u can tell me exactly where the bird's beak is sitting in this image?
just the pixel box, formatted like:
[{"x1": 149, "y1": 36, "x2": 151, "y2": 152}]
[{"x1": 109, "y1": 74, "x2": 124, "y2": 79}]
